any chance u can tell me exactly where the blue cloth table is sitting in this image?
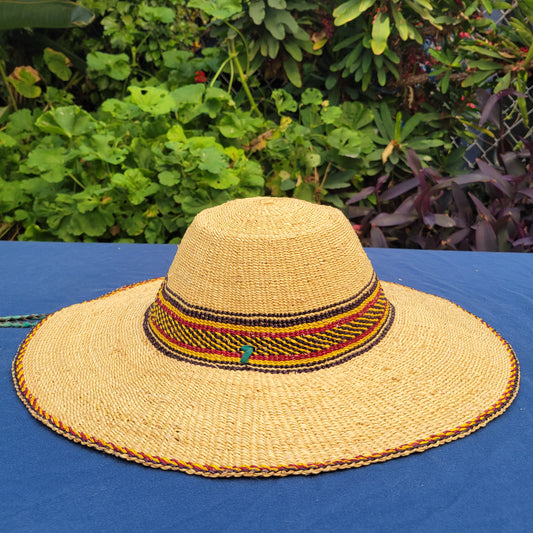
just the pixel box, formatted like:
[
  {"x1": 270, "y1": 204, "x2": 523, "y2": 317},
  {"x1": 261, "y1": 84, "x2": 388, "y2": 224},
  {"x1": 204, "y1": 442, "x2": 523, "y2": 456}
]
[{"x1": 1, "y1": 242, "x2": 532, "y2": 532}]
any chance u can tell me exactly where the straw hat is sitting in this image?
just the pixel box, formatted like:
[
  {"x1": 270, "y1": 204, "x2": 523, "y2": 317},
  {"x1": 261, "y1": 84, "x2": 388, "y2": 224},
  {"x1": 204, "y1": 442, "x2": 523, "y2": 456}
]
[{"x1": 13, "y1": 197, "x2": 519, "y2": 477}]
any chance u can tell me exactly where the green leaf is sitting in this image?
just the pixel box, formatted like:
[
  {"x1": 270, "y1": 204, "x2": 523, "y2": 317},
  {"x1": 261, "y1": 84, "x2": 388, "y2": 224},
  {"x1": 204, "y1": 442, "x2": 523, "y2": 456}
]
[
  {"x1": 43, "y1": 48, "x2": 72, "y2": 81},
  {"x1": 391, "y1": 2, "x2": 409, "y2": 41},
  {"x1": 493, "y1": 72, "x2": 511, "y2": 93},
  {"x1": 0, "y1": 132, "x2": 16, "y2": 147},
  {"x1": 328, "y1": 127, "x2": 370, "y2": 157},
  {"x1": 272, "y1": 89, "x2": 298, "y2": 113},
  {"x1": 111, "y1": 169, "x2": 159, "y2": 205},
  {"x1": 283, "y1": 39, "x2": 303, "y2": 61},
  {"x1": 461, "y1": 70, "x2": 493, "y2": 88},
  {"x1": 9, "y1": 74, "x2": 41, "y2": 99},
  {"x1": 162, "y1": 50, "x2": 194, "y2": 68},
  {"x1": 23, "y1": 146, "x2": 69, "y2": 183},
  {"x1": 305, "y1": 152, "x2": 321, "y2": 169},
  {"x1": 166, "y1": 124, "x2": 187, "y2": 143},
  {"x1": 128, "y1": 86, "x2": 175, "y2": 115},
  {"x1": 371, "y1": 12, "x2": 390, "y2": 55},
  {"x1": 293, "y1": 181, "x2": 314, "y2": 201},
  {"x1": 440, "y1": 70, "x2": 451, "y2": 94},
  {"x1": 203, "y1": 169, "x2": 240, "y2": 189},
  {"x1": 249, "y1": 0, "x2": 266, "y2": 24},
  {"x1": 67, "y1": 209, "x2": 112, "y2": 237},
  {"x1": 320, "y1": 105, "x2": 343, "y2": 124},
  {"x1": 0, "y1": 0, "x2": 94, "y2": 30},
  {"x1": 170, "y1": 84, "x2": 205, "y2": 107},
  {"x1": 87, "y1": 52, "x2": 131, "y2": 81},
  {"x1": 158, "y1": 171, "x2": 181, "y2": 187},
  {"x1": 218, "y1": 109, "x2": 264, "y2": 138},
  {"x1": 138, "y1": 5, "x2": 175, "y2": 23},
  {"x1": 187, "y1": 0, "x2": 242, "y2": 20},
  {"x1": 301, "y1": 88, "x2": 323, "y2": 106},
  {"x1": 333, "y1": 0, "x2": 376, "y2": 26},
  {"x1": 267, "y1": 0, "x2": 286, "y2": 7},
  {"x1": 468, "y1": 59, "x2": 500, "y2": 71},
  {"x1": 36, "y1": 106, "x2": 97, "y2": 138},
  {"x1": 283, "y1": 56, "x2": 302, "y2": 87},
  {"x1": 79, "y1": 134, "x2": 128, "y2": 165}
]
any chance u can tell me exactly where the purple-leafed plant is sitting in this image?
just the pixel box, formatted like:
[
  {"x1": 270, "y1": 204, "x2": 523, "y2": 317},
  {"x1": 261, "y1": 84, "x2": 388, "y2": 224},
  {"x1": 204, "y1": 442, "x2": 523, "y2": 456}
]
[
  {"x1": 346, "y1": 85, "x2": 533, "y2": 252},
  {"x1": 346, "y1": 147, "x2": 533, "y2": 252}
]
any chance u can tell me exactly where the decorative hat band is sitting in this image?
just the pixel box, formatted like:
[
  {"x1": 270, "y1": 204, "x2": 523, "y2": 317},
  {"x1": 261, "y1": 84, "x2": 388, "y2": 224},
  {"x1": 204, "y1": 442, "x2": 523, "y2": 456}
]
[{"x1": 143, "y1": 273, "x2": 395, "y2": 372}]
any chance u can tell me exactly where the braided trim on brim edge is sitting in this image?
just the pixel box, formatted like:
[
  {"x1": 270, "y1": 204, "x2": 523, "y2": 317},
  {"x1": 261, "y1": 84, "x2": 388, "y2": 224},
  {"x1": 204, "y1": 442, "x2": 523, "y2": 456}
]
[{"x1": 11, "y1": 279, "x2": 520, "y2": 478}]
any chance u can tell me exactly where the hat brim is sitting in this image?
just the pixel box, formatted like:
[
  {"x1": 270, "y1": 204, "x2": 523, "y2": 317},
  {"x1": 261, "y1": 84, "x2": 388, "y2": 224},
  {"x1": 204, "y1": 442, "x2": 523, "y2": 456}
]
[{"x1": 13, "y1": 278, "x2": 519, "y2": 477}]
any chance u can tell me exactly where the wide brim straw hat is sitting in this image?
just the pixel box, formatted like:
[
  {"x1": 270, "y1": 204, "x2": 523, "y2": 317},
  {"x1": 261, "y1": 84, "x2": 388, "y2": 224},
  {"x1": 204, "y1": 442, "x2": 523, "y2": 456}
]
[{"x1": 13, "y1": 197, "x2": 519, "y2": 477}]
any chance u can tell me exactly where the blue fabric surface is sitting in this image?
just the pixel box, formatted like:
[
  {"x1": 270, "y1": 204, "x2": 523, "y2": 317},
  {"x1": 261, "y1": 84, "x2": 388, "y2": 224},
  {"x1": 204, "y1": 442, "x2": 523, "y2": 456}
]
[{"x1": 1, "y1": 242, "x2": 532, "y2": 532}]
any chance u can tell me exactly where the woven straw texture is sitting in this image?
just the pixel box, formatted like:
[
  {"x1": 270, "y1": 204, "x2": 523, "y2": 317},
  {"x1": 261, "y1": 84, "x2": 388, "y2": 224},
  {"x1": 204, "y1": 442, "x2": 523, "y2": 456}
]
[{"x1": 13, "y1": 197, "x2": 519, "y2": 477}]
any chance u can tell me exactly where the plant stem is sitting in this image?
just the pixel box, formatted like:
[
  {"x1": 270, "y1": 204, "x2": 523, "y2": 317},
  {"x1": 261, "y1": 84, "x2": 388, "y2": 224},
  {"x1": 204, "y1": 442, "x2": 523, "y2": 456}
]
[
  {"x1": 209, "y1": 55, "x2": 233, "y2": 88},
  {"x1": 68, "y1": 172, "x2": 85, "y2": 190},
  {"x1": 0, "y1": 60, "x2": 18, "y2": 111},
  {"x1": 230, "y1": 40, "x2": 261, "y2": 117}
]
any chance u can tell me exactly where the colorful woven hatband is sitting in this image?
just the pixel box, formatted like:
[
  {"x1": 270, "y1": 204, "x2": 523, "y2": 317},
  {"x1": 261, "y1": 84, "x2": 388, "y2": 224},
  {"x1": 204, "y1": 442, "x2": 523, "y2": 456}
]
[{"x1": 12, "y1": 197, "x2": 519, "y2": 477}]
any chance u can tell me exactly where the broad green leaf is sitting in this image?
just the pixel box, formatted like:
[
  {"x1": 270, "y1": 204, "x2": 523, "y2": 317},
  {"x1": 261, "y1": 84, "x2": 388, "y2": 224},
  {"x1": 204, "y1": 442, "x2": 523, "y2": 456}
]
[
  {"x1": 189, "y1": 144, "x2": 228, "y2": 174},
  {"x1": 272, "y1": 89, "x2": 297, "y2": 113},
  {"x1": 293, "y1": 181, "x2": 314, "y2": 202},
  {"x1": 305, "y1": 152, "x2": 321, "y2": 169},
  {"x1": 333, "y1": 0, "x2": 376, "y2": 26},
  {"x1": 301, "y1": 88, "x2": 323, "y2": 106},
  {"x1": 283, "y1": 56, "x2": 302, "y2": 87},
  {"x1": 111, "y1": 169, "x2": 159, "y2": 205},
  {"x1": 187, "y1": 0, "x2": 242, "y2": 20},
  {"x1": 166, "y1": 124, "x2": 187, "y2": 143},
  {"x1": 79, "y1": 134, "x2": 128, "y2": 164},
  {"x1": 128, "y1": 86, "x2": 175, "y2": 115},
  {"x1": 203, "y1": 169, "x2": 240, "y2": 189},
  {"x1": 67, "y1": 209, "x2": 113, "y2": 237},
  {"x1": 267, "y1": 0, "x2": 286, "y2": 7},
  {"x1": 43, "y1": 48, "x2": 71, "y2": 81},
  {"x1": 138, "y1": 5, "x2": 175, "y2": 23},
  {"x1": 0, "y1": 132, "x2": 16, "y2": 147},
  {"x1": 9, "y1": 71, "x2": 41, "y2": 98},
  {"x1": 170, "y1": 84, "x2": 205, "y2": 107},
  {"x1": 162, "y1": 50, "x2": 193, "y2": 68},
  {"x1": 328, "y1": 127, "x2": 369, "y2": 157},
  {"x1": 36, "y1": 106, "x2": 96, "y2": 137},
  {"x1": 158, "y1": 171, "x2": 181, "y2": 187},
  {"x1": 283, "y1": 39, "x2": 303, "y2": 61},
  {"x1": 264, "y1": 9, "x2": 285, "y2": 39},
  {"x1": 218, "y1": 109, "x2": 264, "y2": 138},
  {"x1": 320, "y1": 105, "x2": 343, "y2": 124},
  {"x1": 249, "y1": 0, "x2": 266, "y2": 24},
  {"x1": 23, "y1": 146, "x2": 69, "y2": 183},
  {"x1": 87, "y1": 52, "x2": 131, "y2": 81},
  {"x1": 0, "y1": 0, "x2": 94, "y2": 30},
  {"x1": 371, "y1": 12, "x2": 390, "y2": 55}
]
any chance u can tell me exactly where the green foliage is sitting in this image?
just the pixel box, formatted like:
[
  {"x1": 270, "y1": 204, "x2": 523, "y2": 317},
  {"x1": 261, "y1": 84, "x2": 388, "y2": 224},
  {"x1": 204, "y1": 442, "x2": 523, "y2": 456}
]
[
  {"x1": 0, "y1": 84, "x2": 379, "y2": 241},
  {"x1": 0, "y1": 87, "x2": 265, "y2": 242},
  {"x1": 0, "y1": 0, "x2": 532, "y2": 251},
  {"x1": 0, "y1": 0, "x2": 94, "y2": 30}
]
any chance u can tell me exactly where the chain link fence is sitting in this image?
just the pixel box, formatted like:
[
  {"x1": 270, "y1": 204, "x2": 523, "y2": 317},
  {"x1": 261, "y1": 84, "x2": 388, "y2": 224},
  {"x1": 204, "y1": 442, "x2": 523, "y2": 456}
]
[{"x1": 462, "y1": 2, "x2": 533, "y2": 168}]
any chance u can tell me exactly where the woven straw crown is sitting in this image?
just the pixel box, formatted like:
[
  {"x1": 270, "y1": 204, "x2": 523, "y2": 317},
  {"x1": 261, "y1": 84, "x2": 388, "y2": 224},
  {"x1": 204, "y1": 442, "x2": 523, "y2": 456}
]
[{"x1": 13, "y1": 197, "x2": 519, "y2": 477}]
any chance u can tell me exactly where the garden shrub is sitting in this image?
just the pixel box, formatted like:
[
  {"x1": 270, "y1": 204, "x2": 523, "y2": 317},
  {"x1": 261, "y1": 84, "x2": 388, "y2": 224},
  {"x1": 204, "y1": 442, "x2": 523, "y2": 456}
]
[{"x1": 0, "y1": 0, "x2": 532, "y2": 251}]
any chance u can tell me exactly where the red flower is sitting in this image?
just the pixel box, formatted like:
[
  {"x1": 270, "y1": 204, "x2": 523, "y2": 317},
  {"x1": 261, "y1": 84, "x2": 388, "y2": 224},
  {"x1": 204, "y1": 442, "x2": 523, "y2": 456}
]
[{"x1": 194, "y1": 70, "x2": 207, "y2": 83}]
